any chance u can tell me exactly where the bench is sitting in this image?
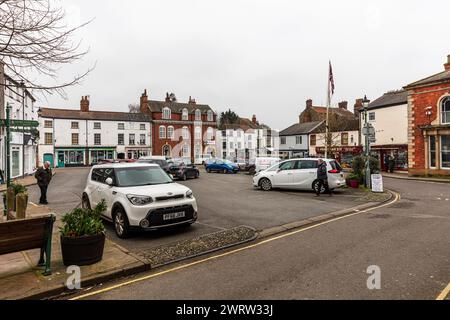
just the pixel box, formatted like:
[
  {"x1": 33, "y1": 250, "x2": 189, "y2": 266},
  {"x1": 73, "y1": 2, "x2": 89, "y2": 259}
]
[{"x1": 0, "y1": 214, "x2": 56, "y2": 276}]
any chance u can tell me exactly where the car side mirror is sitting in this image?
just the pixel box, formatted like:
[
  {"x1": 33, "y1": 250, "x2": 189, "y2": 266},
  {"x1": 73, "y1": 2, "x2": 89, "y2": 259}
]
[{"x1": 105, "y1": 177, "x2": 114, "y2": 186}]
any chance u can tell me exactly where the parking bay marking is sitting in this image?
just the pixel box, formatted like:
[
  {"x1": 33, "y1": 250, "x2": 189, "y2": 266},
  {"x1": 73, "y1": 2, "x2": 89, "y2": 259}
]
[
  {"x1": 436, "y1": 282, "x2": 450, "y2": 300},
  {"x1": 71, "y1": 192, "x2": 401, "y2": 300}
]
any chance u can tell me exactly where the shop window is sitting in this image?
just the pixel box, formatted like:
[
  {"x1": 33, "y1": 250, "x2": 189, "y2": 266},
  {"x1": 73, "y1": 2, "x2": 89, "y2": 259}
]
[
  {"x1": 429, "y1": 136, "x2": 436, "y2": 168},
  {"x1": 441, "y1": 135, "x2": 450, "y2": 169}
]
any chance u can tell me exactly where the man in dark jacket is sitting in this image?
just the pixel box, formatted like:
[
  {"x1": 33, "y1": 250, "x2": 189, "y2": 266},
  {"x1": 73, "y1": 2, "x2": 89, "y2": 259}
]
[
  {"x1": 35, "y1": 161, "x2": 53, "y2": 205},
  {"x1": 316, "y1": 159, "x2": 332, "y2": 197}
]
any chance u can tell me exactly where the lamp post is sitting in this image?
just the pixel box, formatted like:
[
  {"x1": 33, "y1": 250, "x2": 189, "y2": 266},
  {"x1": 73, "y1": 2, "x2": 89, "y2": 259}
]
[{"x1": 362, "y1": 95, "x2": 371, "y2": 188}]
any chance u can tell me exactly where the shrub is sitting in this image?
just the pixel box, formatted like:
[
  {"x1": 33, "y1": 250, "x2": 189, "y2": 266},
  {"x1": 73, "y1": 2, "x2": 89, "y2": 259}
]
[
  {"x1": 352, "y1": 155, "x2": 380, "y2": 177},
  {"x1": 11, "y1": 182, "x2": 27, "y2": 195},
  {"x1": 60, "y1": 200, "x2": 106, "y2": 238},
  {"x1": 347, "y1": 173, "x2": 361, "y2": 181}
]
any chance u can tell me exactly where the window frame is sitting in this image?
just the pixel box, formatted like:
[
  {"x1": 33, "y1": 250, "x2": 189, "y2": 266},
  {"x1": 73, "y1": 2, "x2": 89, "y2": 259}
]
[
  {"x1": 207, "y1": 110, "x2": 214, "y2": 122},
  {"x1": 140, "y1": 124, "x2": 146, "y2": 131},
  {"x1": 195, "y1": 109, "x2": 202, "y2": 121},
  {"x1": 296, "y1": 136, "x2": 303, "y2": 145},
  {"x1": 441, "y1": 135, "x2": 450, "y2": 169},
  {"x1": 167, "y1": 126, "x2": 174, "y2": 140},
  {"x1": 162, "y1": 107, "x2": 172, "y2": 120},
  {"x1": 118, "y1": 123, "x2": 125, "y2": 130},
  {"x1": 341, "y1": 132, "x2": 349, "y2": 146},
  {"x1": 182, "y1": 108, "x2": 189, "y2": 121},
  {"x1": 159, "y1": 126, "x2": 166, "y2": 139},
  {"x1": 45, "y1": 132, "x2": 53, "y2": 145},
  {"x1": 44, "y1": 120, "x2": 53, "y2": 128},
  {"x1": 368, "y1": 112, "x2": 376, "y2": 122},
  {"x1": 94, "y1": 133, "x2": 101, "y2": 146},
  {"x1": 129, "y1": 133, "x2": 136, "y2": 146},
  {"x1": 93, "y1": 122, "x2": 101, "y2": 130},
  {"x1": 140, "y1": 134, "x2": 146, "y2": 145},
  {"x1": 71, "y1": 122, "x2": 79, "y2": 129},
  {"x1": 441, "y1": 97, "x2": 450, "y2": 125},
  {"x1": 71, "y1": 133, "x2": 79, "y2": 146},
  {"x1": 310, "y1": 134, "x2": 317, "y2": 146},
  {"x1": 118, "y1": 133, "x2": 125, "y2": 146},
  {"x1": 280, "y1": 137, "x2": 287, "y2": 145}
]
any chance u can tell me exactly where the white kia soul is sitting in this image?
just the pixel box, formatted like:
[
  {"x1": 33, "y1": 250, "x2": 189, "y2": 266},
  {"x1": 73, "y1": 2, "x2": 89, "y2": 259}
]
[
  {"x1": 82, "y1": 163, "x2": 198, "y2": 239},
  {"x1": 253, "y1": 158, "x2": 346, "y2": 193}
]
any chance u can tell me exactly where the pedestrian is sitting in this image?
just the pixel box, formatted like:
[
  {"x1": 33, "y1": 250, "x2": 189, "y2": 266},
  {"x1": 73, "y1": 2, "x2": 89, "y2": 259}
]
[
  {"x1": 35, "y1": 161, "x2": 53, "y2": 205},
  {"x1": 316, "y1": 159, "x2": 332, "y2": 197}
]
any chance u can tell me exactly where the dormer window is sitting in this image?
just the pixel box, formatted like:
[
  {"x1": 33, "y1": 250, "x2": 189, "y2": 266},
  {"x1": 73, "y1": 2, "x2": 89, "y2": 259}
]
[
  {"x1": 182, "y1": 108, "x2": 189, "y2": 121},
  {"x1": 207, "y1": 110, "x2": 214, "y2": 122},
  {"x1": 195, "y1": 109, "x2": 202, "y2": 121},
  {"x1": 163, "y1": 107, "x2": 172, "y2": 120},
  {"x1": 442, "y1": 97, "x2": 450, "y2": 124}
]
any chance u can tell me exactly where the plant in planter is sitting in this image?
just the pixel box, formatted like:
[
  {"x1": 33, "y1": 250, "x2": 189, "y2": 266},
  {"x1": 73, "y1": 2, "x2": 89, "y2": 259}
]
[
  {"x1": 347, "y1": 173, "x2": 361, "y2": 189},
  {"x1": 3, "y1": 183, "x2": 28, "y2": 215},
  {"x1": 60, "y1": 200, "x2": 107, "y2": 266}
]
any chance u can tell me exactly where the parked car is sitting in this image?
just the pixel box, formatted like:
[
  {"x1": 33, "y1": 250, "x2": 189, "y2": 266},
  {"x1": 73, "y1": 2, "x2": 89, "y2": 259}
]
[
  {"x1": 206, "y1": 159, "x2": 239, "y2": 174},
  {"x1": 97, "y1": 159, "x2": 137, "y2": 165},
  {"x1": 252, "y1": 158, "x2": 346, "y2": 193},
  {"x1": 138, "y1": 157, "x2": 171, "y2": 175},
  {"x1": 82, "y1": 163, "x2": 198, "y2": 239},
  {"x1": 168, "y1": 158, "x2": 200, "y2": 181}
]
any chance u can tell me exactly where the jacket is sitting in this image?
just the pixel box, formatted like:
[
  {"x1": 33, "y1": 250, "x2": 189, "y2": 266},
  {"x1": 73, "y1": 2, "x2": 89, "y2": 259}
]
[
  {"x1": 35, "y1": 167, "x2": 53, "y2": 186},
  {"x1": 317, "y1": 162, "x2": 328, "y2": 180}
]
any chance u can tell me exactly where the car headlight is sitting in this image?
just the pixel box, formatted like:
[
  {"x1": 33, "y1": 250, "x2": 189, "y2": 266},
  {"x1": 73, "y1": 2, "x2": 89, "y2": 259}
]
[
  {"x1": 186, "y1": 190, "x2": 194, "y2": 199},
  {"x1": 127, "y1": 195, "x2": 153, "y2": 206}
]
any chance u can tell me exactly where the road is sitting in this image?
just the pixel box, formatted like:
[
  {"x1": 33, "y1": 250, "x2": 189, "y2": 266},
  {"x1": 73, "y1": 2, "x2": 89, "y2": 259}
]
[{"x1": 70, "y1": 178, "x2": 450, "y2": 300}]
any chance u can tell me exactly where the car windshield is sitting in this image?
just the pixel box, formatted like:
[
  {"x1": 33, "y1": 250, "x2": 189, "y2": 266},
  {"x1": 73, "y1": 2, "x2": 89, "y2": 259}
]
[
  {"x1": 115, "y1": 166, "x2": 173, "y2": 187},
  {"x1": 224, "y1": 160, "x2": 234, "y2": 165}
]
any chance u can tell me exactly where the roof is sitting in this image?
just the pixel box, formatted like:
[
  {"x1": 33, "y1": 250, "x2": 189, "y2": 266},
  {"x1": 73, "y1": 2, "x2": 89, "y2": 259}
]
[
  {"x1": 219, "y1": 117, "x2": 267, "y2": 131},
  {"x1": 279, "y1": 121, "x2": 323, "y2": 136},
  {"x1": 310, "y1": 106, "x2": 356, "y2": 118},
  {"x1": 39, "y1": 108, "x2": 152, "y2": 122},
  {"x1": 405, "y1": 70, "x2": 450, "y2": 89},
  {"x1": 92, "y1": 163, "x2": 158, "y2": 169},
  {"x1": 311, "y1": 119, "x2": 360, "y2": 133},
  {"x1": 4, "y1": 74, "x2": 36, "y2": 102},
  {"x1": 366, "y1": 90, "x2": 408, "y2": 110},
  {"x1": 146, "y1": 100, "x2": 215, "y2": 114}
]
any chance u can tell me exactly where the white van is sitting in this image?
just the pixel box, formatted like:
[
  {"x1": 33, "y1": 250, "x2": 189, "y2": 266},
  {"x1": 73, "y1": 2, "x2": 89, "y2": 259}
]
[
  {"x1": 140, "y1": 156, "x2": 167, "y2": 161},
  {"x1": 250, "y1": 157, "x2": 281, "y2": 174}
]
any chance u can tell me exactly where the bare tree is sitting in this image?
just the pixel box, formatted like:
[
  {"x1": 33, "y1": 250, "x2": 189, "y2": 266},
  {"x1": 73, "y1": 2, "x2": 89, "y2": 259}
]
[
  {"x1": 0, "y1": 0, "x2": 93, "y2": 96},
  {"x1": 128, "y1": 103, "x2": 140, "y2": 113}
]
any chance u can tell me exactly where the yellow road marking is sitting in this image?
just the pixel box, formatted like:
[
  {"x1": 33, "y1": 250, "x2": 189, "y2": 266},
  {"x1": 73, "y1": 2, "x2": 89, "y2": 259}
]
[
  {"x1": 436, "y1": 282, "x2": 450, "y2": 300},
  {"x1": 71, "y1": 192, "x2": 400, "y2": 300}
]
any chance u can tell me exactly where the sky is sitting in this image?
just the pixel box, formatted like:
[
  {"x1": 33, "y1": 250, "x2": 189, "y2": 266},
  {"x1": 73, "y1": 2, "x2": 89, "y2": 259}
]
[{"x1": 39, "y1": 0, "x2": 450, "y2": 130}]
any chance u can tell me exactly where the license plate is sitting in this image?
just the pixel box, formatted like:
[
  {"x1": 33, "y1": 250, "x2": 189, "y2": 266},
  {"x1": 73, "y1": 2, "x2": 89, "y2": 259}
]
[{"x1": 163, "y1": 211, "x2": 186, "y2": 221}]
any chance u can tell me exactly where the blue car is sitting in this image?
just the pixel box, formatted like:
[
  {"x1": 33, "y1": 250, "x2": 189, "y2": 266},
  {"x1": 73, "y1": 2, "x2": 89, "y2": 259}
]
[{"x1": 206, "y1": 159, "x2": 239, "y2": 174}]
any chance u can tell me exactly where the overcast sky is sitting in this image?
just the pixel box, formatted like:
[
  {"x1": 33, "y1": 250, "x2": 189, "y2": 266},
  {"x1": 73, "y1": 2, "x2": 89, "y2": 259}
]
[{"x1": 42, "y1": 0, "x2": 449, "y2": 130}]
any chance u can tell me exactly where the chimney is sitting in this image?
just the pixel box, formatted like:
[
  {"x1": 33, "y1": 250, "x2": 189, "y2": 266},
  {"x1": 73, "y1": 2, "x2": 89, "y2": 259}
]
[
  {"x1": 140, "y1": 89, "x2": 148, "y2": 113},
  {"x1": 306, "y1": 99, "x2": 313, "y2": 109},
  {"x1": 165, "y1": 92, "x2": 171, "y2": 103},
  {"x1": 445, "y1": 54, "x2": 450, "y2": 71},
  {"x1": 354, "y1": 98, "x2": 363, "y2": 116},
  {"x1": 80, "y1": 96, "x2": 90, "y2": 112},
  {"x1": 338, "y1": 101, "x2": 348, "y2": 110},
  {"x1": 188, "y1": 96, "x2": 197, "y2": 105},
  {"x1": 252, "y1": 115, "x2": 257, "y2": 124}
]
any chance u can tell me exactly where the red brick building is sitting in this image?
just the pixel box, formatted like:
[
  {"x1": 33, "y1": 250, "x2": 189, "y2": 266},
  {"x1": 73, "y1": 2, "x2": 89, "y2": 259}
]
[
  {"x1": 139, "y1": 90, "x2": 218, "y2": 162},
  {"x1": 404, "y1": 55, "x2": 450, "y2": 175}
]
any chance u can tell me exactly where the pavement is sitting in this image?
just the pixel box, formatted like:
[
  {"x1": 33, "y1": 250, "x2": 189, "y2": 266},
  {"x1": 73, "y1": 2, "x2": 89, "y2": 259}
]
[
  {"x1": 0, "y1": 170, "x2": 57, "y2": 192},
  {"x1": 67, "y1": 177, "x2": 450, "y2": 300},
  {"x1": 382, "y1": 172, "x2": 450, "y2": 183},
  {"x1": 0, "y1": 167, "x2": 393, "y2": 299}
]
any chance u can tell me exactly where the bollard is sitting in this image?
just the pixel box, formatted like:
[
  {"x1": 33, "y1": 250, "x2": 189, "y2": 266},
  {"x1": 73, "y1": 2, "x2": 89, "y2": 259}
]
[
  {"x1": 16, "y1": 193, "x2": 28, "y2": 220},
  {"x1": 6, "y1": 187, "x2": 15, "y2": 220}
]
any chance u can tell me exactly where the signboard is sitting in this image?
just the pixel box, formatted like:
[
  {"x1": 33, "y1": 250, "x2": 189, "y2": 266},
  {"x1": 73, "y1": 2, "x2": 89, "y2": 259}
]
[
  {"x1": 362, "y1": 124, "x2": 376, "y2": 136},
  {"x1": 0, "y1": 119, "x2": 39, "y2": 127},
  {"x1": 371, "y1": 174, "x2": 384, "y2": 193},
  {"x1": 316, "y1": 146, "x2": 363, "y2": 154}
]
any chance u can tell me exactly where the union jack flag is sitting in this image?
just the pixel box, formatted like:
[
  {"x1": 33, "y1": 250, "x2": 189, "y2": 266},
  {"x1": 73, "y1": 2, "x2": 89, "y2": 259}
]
[{"x1": 329, "y1": 61, "x2": 335, "y2": 96}]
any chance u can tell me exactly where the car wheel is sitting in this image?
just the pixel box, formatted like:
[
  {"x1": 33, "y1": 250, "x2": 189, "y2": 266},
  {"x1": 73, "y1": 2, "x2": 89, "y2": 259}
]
[
  {"x1": 207, "y1": 168, "x2": 211, "y2": 173},
  {"x1": 260, "y1": 178, "x2": 273, "y2": 191},
  {"x1": 181, "y1": 173, "x2": 187, "y2": 181},
  {"x1": 195, "y1": 171, "x2": 200, "y2": 179},
  {"x1": 223, "y1": 169, "x2": 228, "y2": 174},
  {"x1": 81, "y1": 194, "x2": 91, "y2": 210},
  {"x1": 113, "y1": 207, "x2": 131, "y2": 239},
  {"x1": 313, "y1": 180, "x2": 326, "y2": 194}
]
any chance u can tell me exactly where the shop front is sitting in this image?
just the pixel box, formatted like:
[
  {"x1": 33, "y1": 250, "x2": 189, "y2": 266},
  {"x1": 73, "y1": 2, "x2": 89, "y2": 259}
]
[
  {"x1": 370, "y1": 145, "x2": 408, "y2": 172},
  {"x1": 125, "y1": 147, "x2": 151, "y2": 160},
  {"x1": 56, "y1": 148, "x2": 85, "y2": 168},
  {"x1": 315, "y1": 146, "x2": 363, "y2": 169},
  {"x1": 90, "y1": 148, "x2": 116, "y2": 165}
]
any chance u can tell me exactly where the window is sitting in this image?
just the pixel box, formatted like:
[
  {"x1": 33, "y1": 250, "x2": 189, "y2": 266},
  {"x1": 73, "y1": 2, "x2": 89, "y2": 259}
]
[
  {"x1": 72, "y1": 133, "x2": 79, "y2": 145},
  {"x1": 310, "y1": 135, "x2": 316, "y2": 146},
  {"x1": 182, "y1": 145, "x2": 190, "y2": 157},
  {"x1": 129, "y1": 134, "x2": 136, "y2": 145},
  {"x1": 94, "y1": 133, "x2": 101, "y2": 145},
  {"x1": 195, "y1": 110, "x2": 202, "y2": 121},
  {"x1": 296, "y1": 160, "x2": 318, "y2": 170},
  {"x1": 94, "y1": 122, "x2": 101, "y2": 130},
  {"x1": 207, "y1": 127, "x2": 214, "y2": 141},
  {"x1": 118, "y1": 123, "x2": 125, "y2": 130},
  {"x1": 207, "y1": 110, "x2": 213, "y2": 122},
  {"x1": 140, "y1": 124, "x2": 146, "y2": 131},
  {"x1": 442, "y1": 97, "x2": 450, "y2": 124},
  {"x1": 163, "y1": 107, "x2": 171, "y2": 120},
  {"x1": 45, "y1": 132, "x2": 53, "y2": 145},
  {"x1": 279, "y1": 161, "x2": 296, "y2": 171},
  {"x1": 71, "y1": 122, "x2": 79, "y2": 129},
  {"x1": 195, "y1": 127, "x2": 202, "y2": 140},
  {"x1": 44, "y1": 120, "x2": 53, "y2": 128},
  {"x1": 230, "y1": 142, "x2": 234, "y2": 149},
  {"x1": 350, "y1": 135, "x2": 355, "y2": 145},
  {"x1": 237, "y1": 142, "x2": 242, "y2": 149},
  {"x1": 182, "y1": 127, "x2": 189, "y2": 140},
  {"x1": 296, "y1": 136, "x2": 302, "y2": 145},
  {"x1": 182, "y1": 108, "x2": 189, "y2": 121},
  {"x1": 118, "y1": 134, "x2": 124, "y2": 146},
  {"x1": 140, "y1": 134, "x2": 146, "y2": 145},
  {"x1": 91, "y1": 169, "x2": 105, "y2": 182},
  {"x1": 167, "y1": 126, "x2": 174, "y2": 140},
  {"x1": 280, "y1": 137, "x2": 287, "y2": 145},
  {"x1": 237, "y1": 130, "x2": 243, "y2": 138},
  {"x1": 222, "y1": 130, "x2": 226, "y2": 137},
  {"x1": 248, "y1": 141, "x2": 252, "y2": 149},
  {"x1": 369, "y1": 112, "x2": 376, "y2": 121},
  {"x1": 159, "y1": 126, "x2": 166, "y2": 139},
  {"x1": 341, "y1": 133, "x2": 349, "y2": 145},
  {"x1": 441, "y1": 135, "x2": 450, "y2": 169}
]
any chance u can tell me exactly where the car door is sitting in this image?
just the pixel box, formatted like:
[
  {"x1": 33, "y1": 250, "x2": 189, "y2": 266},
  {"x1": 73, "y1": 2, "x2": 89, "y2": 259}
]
[
  {"x1": 292, "y1": 160, "x2": 318, "y2": 189},
  {"x1": 272, "y1": 160, "x2": 296, "y2": 188},
  {"x1": 96, "y1": 168, "x2": 116, "y2": 219},
  {"x1": 215, "y1": 160, "x2": 224, "y2": 172},
  {"x1": 89, "y1": 168, "x2": 105, "y2": 207}
]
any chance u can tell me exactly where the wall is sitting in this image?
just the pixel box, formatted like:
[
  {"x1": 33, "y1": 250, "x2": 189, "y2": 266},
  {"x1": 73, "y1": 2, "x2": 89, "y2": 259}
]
[{"x1": 309, "y1": 130, "x2": 360, "y2": 156}]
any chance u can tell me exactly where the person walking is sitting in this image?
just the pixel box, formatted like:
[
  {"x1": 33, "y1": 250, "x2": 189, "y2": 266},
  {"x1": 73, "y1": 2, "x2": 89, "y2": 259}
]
[
  {"x1": 35, "y1": 161, "x2": 53, "y2": 205},
  {"x1": 316, "y1": 159, "x2": 332, "y2": 197}
]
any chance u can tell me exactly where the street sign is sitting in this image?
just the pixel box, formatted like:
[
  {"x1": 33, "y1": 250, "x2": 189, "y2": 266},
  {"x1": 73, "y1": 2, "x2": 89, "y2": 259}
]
[
  {"x1": 362, "y1": 124, "x2": 376, "y2": 136},
  {"x1": 0, "y1": 119, "x2": 39, "y2": 128},
  {"x1": 371, "y1": 174, "x2": 384, "y2": 193}
]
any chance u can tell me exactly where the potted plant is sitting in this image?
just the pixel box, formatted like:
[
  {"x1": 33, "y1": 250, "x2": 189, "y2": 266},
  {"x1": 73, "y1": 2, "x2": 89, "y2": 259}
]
[
  {"x1": 347, "y1": 173, "x2": 361, "y2": 189},
  {"x1": 60, "y1": 200, "x2": 107, "y2": 266}
]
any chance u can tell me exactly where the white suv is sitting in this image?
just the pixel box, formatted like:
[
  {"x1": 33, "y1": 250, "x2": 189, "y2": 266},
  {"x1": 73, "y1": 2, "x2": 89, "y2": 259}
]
[
  {"x1": 82, "y1": 163, "x2": 198, "y2": 239},
  {"x1": 253, "y1": 158, "x2": 346, "y2": 193}
]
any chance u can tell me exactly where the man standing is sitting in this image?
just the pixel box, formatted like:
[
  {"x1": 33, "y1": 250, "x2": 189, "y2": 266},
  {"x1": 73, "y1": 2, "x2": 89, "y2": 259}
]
[
  {"x1": 316, "y1": 159, "x2": 332, "y2": 197},
  {"x1": 35, "y1": 161, "x2": 52, "y2": 205}
]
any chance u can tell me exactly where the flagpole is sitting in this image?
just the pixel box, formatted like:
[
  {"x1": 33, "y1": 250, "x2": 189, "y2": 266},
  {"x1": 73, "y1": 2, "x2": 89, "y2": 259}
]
[{"x1": 325, "y1": 61, "x2": 331, "y2": 159}]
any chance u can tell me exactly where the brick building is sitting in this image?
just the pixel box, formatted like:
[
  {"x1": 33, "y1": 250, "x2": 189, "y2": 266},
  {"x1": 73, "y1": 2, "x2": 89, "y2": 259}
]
[
  {"x1": 299, "y1": 99, "x2": 357, "y2": 124},
  {"x1": 404, "y1": 55, "x2": 450, "y2": 175},
  {"x1": 139, "y1": 91, "x2": 218, "y2": 162}
]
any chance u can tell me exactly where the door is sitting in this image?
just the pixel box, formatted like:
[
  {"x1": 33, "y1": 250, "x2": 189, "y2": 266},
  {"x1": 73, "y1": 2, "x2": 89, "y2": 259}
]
[
  {"x1": 292, "y1": 160, "x2": 318, "y2": 189},
  {"x1": 12, "y1": 150, "x2": 20, "y2": 177},
  {"x1": 44, "y1": 154, "x2": 54, "y2": 168},
  {"x1": 57, "y1": 152, "x2": 65, "y2": 168},
  {"x1": 272, "y1": 160, "x2": 296, "y2": 187}
]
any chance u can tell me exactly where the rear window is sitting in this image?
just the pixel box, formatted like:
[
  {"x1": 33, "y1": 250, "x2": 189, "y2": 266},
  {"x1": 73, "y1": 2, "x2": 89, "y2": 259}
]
[{"x1": 330, "y1": 161, "x2": 343, "y2": 172}]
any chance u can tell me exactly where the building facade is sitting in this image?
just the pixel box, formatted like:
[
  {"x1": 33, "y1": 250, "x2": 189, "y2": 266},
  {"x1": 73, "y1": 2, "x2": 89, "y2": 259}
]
[
  {"x1": 404, "y1": 55, "x2": 450, "y2": 176},
  {"x1": 139, "y1": 91, "x2": 218, "y2": 162},
  {"x1": 38, "y1": 96, "x2": 152, "y2": 167},
  {"x1": 0, "y1": 72, "x2": 38, "y2": 179},
  {"x1": 278, "y1": 121, "x2": 323, "y2": 159},
  {"x1": 358, "y1": 90, "x2": 409, "y2": 171}
]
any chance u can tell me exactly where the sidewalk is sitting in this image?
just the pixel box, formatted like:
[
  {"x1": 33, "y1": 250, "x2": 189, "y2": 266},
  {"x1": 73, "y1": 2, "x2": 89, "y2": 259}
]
[
  {"x1": 382, "y1": 172, "x2": 450, "y2": 183},
  {"x1": 0, "y1": 170, "x2": 57, "y2": 192}
]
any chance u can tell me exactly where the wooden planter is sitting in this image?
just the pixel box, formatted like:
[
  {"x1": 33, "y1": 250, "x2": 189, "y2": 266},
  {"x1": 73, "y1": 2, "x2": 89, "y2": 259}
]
[{"x1": 61, "y1": 233, "x2": 105, "y2": 266}]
